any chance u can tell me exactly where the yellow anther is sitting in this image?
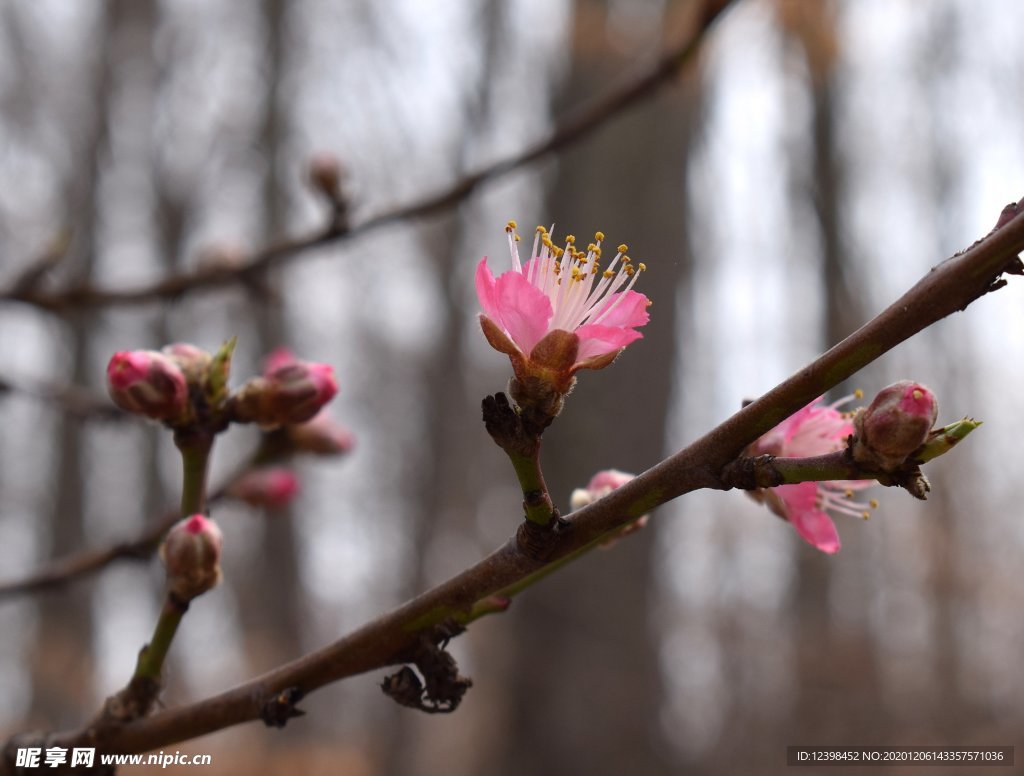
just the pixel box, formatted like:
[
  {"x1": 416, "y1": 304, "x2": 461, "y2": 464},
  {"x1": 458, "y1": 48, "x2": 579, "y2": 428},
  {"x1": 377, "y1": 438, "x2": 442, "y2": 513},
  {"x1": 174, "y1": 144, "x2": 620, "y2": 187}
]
[
  {"x1": 595, "y1": 231, "x2": 605, "y2": 242},
  {"x1": 637, "y1": 262, "x2": 647, "y2": 271},
  {"x1": 912, "y1": 388, "x2": 923, "y2": 400},
  {"x1": 869, "y1": 499, "x2": 879, "y2": 509},
  {"x1": 646, "y1": 300, "x2": 653, "y2": 307},
  {"x1": 565, "y1": 234, "x2": 576, "y2": 244},
  {"x1": 604, "y1": 269, "x2": 615, "y2": 278},
  {"x1": 622, "y1": 255, "x2": 631, "y2": 264},
  {"x1": 514, "y1": 235, "x2": 521, "y2": 242},
  {"x1": 845, "y1": 489, "x2": 854, "y2": 498},
  {"x1": 587, "y1": 243, "x2": 597, "y2": 253},
  {"x1": 507, "y1": 219, "x2": 518, "y2": 230},
  {"x1": 536, "y1": 225, "x2": 547, "y2": 234},
  {"x1": 617, "y1": 243, "x2": 628, "y2": 253},
  {"x1": 854, "y1": 388, "x2": 864, "y2": 399},
  {"x1": 861, "y1": 511, "x2": 871, "y2": 520},
  {"x1": 625, "y1": 266, "x2": 635, "y2": 276}
]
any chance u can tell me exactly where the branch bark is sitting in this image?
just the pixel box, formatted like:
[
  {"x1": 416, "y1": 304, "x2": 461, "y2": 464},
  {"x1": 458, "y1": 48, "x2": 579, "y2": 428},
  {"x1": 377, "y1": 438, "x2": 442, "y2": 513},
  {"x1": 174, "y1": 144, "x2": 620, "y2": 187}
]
[{"x1": 9, "y1": 198, "x2": 1021, "y2": 765}]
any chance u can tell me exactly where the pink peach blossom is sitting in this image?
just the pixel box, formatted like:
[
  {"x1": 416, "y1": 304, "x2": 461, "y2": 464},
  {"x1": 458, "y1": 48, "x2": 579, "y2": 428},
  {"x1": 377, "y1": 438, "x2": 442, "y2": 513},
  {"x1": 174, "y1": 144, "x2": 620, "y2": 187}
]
[
  {"x1": 477, "y1": 222, "x2": 651, "y2": 394},
  {"x1": 748, "y1": 396, "x2": 875, "y2": 554}
]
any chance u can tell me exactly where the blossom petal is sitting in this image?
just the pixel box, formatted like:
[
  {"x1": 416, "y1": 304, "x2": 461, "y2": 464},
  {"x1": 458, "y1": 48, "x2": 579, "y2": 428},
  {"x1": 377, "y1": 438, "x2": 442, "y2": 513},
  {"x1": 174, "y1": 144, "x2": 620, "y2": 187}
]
[
  {"x1": 592, "y1": 290, "x2": 651, "y2": 329},
  {"x1": 475, "y1": 258, "x2": 502, "y2": 323},
  {"x1": 575, "y1": 323, "x2": 642, "y2": 363},
  {"x1": 492, "y1": 269, "x2": 554, "y2": 353},
  {"x1": 775, "y1": 483, "x2": 841, "y2": 554}
]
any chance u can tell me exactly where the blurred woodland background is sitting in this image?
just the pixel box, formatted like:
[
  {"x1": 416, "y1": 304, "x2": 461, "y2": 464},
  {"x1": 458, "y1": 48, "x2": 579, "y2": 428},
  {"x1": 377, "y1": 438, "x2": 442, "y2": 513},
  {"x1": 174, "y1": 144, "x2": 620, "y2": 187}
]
[{"x1": 1, "y1": 0, "x2": 1024, "y2": 774}]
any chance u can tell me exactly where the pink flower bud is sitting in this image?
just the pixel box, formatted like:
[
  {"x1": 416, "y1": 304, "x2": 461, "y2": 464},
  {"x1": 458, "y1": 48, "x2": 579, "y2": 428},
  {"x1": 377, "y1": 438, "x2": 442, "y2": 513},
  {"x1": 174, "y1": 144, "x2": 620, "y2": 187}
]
[
  {"x1": 162, "y1": 343, "x2": 213, "y2": 382},
  {"x1": 230, "y1": 356, "x2": 338, "y2": 427},
  {"x1": 107, "y1": 350, "x2": 189, "y2": 422},
  {"x1": 286, "y1": 410, "x2": 356, "y2": 456},
  {"x1": 228, "y1": 467, "x2": 300, "y2": 508},
  {"x1": 308, "y1": 151, "x2": 344, "y2": 201},
  {"x1": 263, "y1": 347, "x2": 298, "y2": 375},
  {"x1": 160, "y1": 514, "x2": 222, "y2": 601},
  {"x1": 197, "y1": 243, "x2": 248, "y2": 272},
  {"x1": 569, "y1": 469, "x2": 648, "y2": 549},
  {"x1": 854, "y1": 381, "x2": 938, "y2": 469}
]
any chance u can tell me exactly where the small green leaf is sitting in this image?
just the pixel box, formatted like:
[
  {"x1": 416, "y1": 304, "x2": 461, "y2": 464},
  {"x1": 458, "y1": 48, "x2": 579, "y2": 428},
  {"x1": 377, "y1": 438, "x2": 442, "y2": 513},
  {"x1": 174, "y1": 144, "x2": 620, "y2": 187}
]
[
  {"x1": 916, "y1": 417, "x2": 982, "y2": 463},
  {"x1": 207, "y1": 336, "x2": 237, "y2": 405}
]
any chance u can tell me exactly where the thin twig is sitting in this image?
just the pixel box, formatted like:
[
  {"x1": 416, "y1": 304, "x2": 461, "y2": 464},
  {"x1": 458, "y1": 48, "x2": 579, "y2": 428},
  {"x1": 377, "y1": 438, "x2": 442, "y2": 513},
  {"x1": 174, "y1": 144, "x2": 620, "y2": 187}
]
[
  {"x1": 0, "y1": 375, "x2": 126, "y2": 422},
  {"x1": 0, "y1": 484, "x2": 236, "y2": 601},
  {"x1": 0, "y1": 0, "x2": 735, "y2": 313},
  {"x1": 20, "y1": 199, "x2": 1024, "y2": 761}
]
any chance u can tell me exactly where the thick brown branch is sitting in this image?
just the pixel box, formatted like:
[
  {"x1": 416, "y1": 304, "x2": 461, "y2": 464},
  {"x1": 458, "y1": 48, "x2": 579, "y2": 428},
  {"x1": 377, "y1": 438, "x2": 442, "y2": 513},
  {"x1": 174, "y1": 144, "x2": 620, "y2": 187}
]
[
  {"x1": 0, "y1": 0, "x2": 735, "y2": 313},
  {"x1": 12, "y1": 198, "x2": 1022, "y2": 764}
]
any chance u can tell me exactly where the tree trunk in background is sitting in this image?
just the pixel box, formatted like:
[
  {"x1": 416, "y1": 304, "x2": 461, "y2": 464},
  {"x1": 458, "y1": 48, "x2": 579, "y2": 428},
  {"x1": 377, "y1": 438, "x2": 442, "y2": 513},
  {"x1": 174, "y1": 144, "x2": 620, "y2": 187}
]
[
  {"x1": 919, "y1": 6, "x2": 968, "y2": 736},
  {"x1": 231, "y1": 0, "x2": 305, "y2": 686},
  {"x1": 142, "y1": 0, "x2": 178, "y2": 633},
  {"x1": 26, "y1": 0, "x2": 129, "y2": 728},
  {"x1": 379, "y1": 4, "x2": 513, "y2": 773},
  {"x1": 490, "y1": 4, "x2": 699, "y2": 774},
  {"x1": 775, "y1": 1, "x2": 883, "y2": 751}
]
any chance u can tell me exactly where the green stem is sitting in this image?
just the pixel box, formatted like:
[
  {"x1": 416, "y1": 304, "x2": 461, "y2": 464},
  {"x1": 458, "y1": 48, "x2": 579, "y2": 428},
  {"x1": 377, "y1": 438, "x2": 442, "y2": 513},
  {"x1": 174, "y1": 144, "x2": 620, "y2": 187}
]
[
  {"x1": 772, "y1": 454, "x2": 855, "y2": 484},
  {"x1": 507, "y1": 449, "x2": 556, "y2": 526},
  {"x1": 130, "y1": 429, "x2": 215, "y2": 685},
  {"x1": 175, "y1": 429, "x2": 214, "y2": 516},
  {"x1": 768, "y1": 418, "x2": 982, "y2": 485},
  {"x1": 133, "y1": 596, "x2": 188, "y2": 680}
]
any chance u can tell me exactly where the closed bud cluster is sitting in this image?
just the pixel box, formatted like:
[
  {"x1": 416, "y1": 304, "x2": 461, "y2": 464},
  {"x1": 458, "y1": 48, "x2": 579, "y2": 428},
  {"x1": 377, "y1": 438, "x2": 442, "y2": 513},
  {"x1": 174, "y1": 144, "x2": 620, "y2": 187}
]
[
  {"x1": 160, "y1": 514, "x2": 223, "y2": 602},
  {"x1": 228, "y1": 466, "x2": 300, "y2": 508},
  {"x1": 230, "y1": 349, "x2": 337, "y2": 428},
  {"x1": 107, "y1": 350, "x2": 189, "y2": 423},
  {"x1": 853, "y1": 381, "x2": 938, "y2": 470}
]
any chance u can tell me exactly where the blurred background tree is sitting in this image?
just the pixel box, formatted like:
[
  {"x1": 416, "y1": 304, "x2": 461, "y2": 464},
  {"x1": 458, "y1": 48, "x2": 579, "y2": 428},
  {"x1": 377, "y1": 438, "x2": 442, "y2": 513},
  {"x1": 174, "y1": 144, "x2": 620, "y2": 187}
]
[{"x1": 1, "y1": 1, "x2": 1022, "y2": 774}]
